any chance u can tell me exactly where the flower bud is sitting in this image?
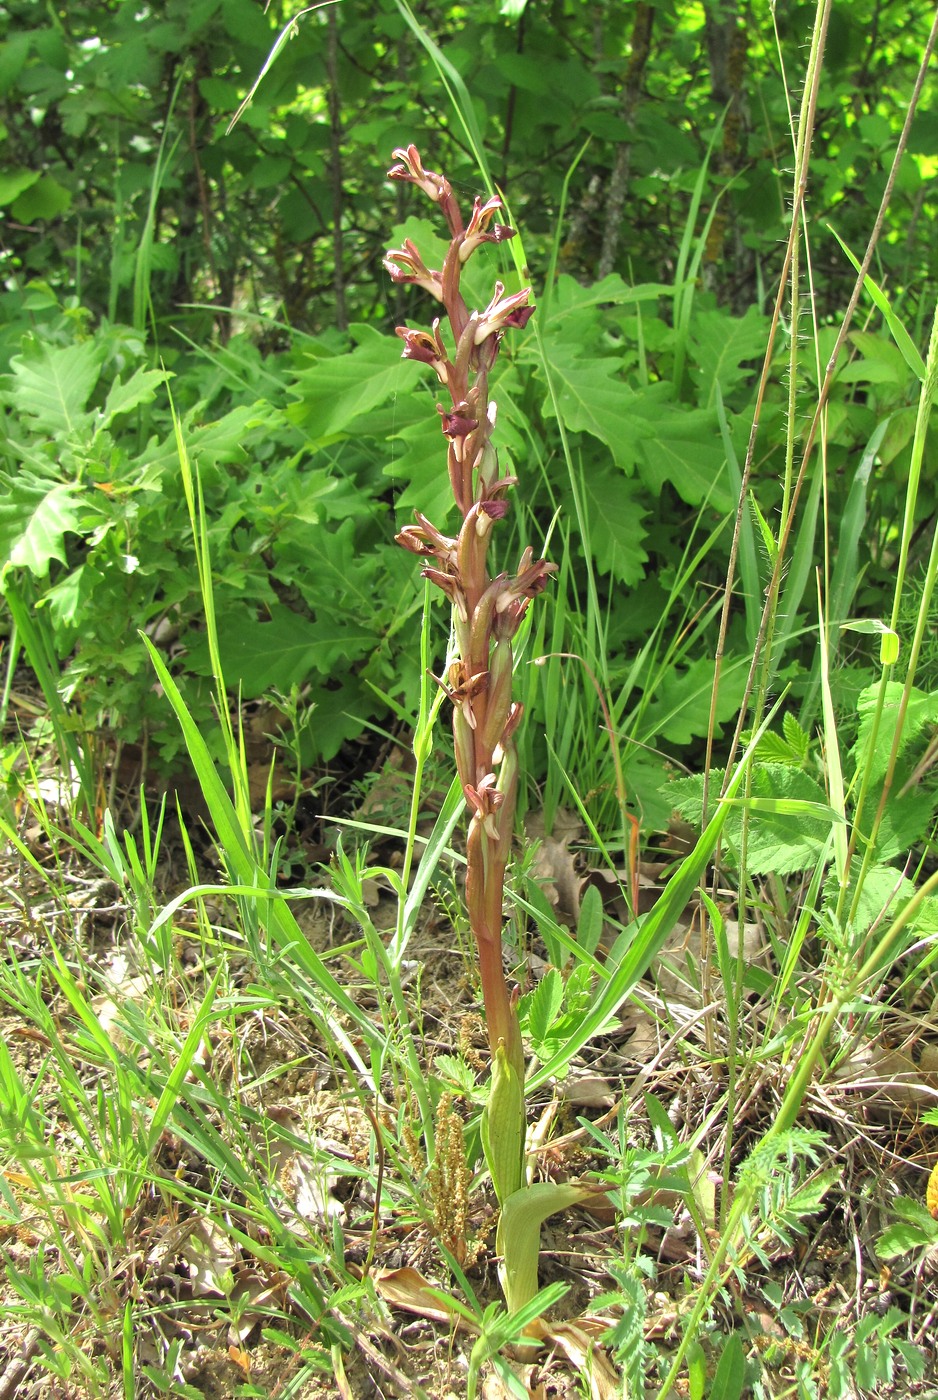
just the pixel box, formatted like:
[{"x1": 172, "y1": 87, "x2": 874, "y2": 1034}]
[
  {"x1": 452, "y1": 705, "x2": 475, "y2": 791},
  {"x1": 481, "y1": 640, "x2": 513, "y2": 752}
]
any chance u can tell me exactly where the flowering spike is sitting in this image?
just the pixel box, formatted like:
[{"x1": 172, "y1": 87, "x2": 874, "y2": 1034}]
[{"x1": 384, "y1": 147, "x2": 546, "y2": 1132}]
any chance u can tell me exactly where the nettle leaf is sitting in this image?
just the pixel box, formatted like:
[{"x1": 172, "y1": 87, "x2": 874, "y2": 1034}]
[
  {"x1": 667, "y1": 763, "x2": 833, "y2": 875},
  {"x1": 579, "y1": 461, "x2": 649, "y2": 585},
  {"x1": 287, "y1": 325, "x2": 412, "y2": 443},
  {"x1": 825, "y1": 863, "x2": 916, "y2": 937},
  {"x1": 852, "y1": 681, "x2": 938, "y2": 784},
  {"x1": 872, "y1": 781, "x2": 938, "y2": 860},
  {"x1": 0, "y1": 477, "x2": 85, "y2": 578},
  {"x1": 9, "y1": 338, "x2": 103, "y2": 436}
]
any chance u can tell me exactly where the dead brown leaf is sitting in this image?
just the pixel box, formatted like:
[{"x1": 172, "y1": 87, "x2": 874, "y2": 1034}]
[
  {"x1": 370, "y1": 1266, "x2": 479, "y2": 1332},
  {"x1": 525, "y1": 809, "x2": 584, "y2": 921}
]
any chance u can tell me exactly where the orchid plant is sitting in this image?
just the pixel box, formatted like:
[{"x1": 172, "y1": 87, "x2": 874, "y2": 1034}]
[{"x1": 385, "y1": 147, "x2": 602, "y2": 1326}]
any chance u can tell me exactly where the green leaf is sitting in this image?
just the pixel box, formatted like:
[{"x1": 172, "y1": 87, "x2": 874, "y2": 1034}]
[
  {"x1": 0, "y1": 167, "x2": 40, "y2": 206},
  {"x1": 287, "y1": 325, "x2": 411, "y2": 442},
  {"x1": 642, "y1": 656, "x2": 744, "y2": 747},
  {"x1": 11, "y1": 174, "x2": 71, "y2": 221},
  {"x1": 201, "y1": 602, "x2": 377, "y2": 696},
  {"x1": 852, "y1": 682, "x2": 938, "y2": 786},
  {"x1": 782, "y1": 711, "x2": 810, "y2": 758},
  {"x1": 546, "y1": 272, "x2": 671, "y2": 327},
  {"x1": 689, "y1": 304, "x2": 769, "y2": 404},
  {"x1": 10, "y1": 338, "x2": 102, "y2": 436},
  {"x1": 669, "y1": 763, "x2": 833, "y2": 875},
  {"x1": 521, "y1": 879, "x2": 568, "y2": 969},
  {"x1": 876, "y1": 1217, "x2": 935, "y2": 1258},
  {"x1": 638, "y1": 430, "x2": 732, "y2": 511},
  {"x1": 687, "y1": 1340, "x2": 707, "y2": 1400},
  {"x1": 709, "y1": 1333, "x2": 746, "y2": 1400},
  {"x1": 542, "y1": 342, "x2": 639, "y2": 473},
  {"x1": 526, "y1": 968, "x2": 563, "y2": 1045},
  {"x1": 827, "y1": 863, "x2": 916, "y2": 936},
  {"x1": 576, "y1": 883, "x2": 604, "y2": 958},
  {"x1": 842, "y1": 617, "x2": 900, "y2": 666},
  {"x1": 0, "y1": 478, "x2": 85, "y2": 578},
  {"x1": 527, "y1": 705, "x2": 776, "y2": 1092},
  {"x1": 580, "y1": 462, "x2": 649, "y2": 584},
  {"x1": 828, "y1": 226, "x2": 926, "y2": 382},
  {"x1": 385, "y1": 410, "x2": 457, "y2": 523},
  {"x1": 102, "y1": 367, "x2": 169, "y2": 423}
]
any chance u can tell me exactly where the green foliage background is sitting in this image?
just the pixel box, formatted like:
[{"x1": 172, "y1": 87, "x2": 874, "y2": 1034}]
[{"x1": 1, "y1": 0, "x2": 936, "y2": 827}]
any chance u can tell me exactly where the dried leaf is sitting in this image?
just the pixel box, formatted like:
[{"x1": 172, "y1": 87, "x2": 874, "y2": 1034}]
[
  {"x1": 927, "y1": 1160, "x2": 938, "y2": 1220},
  {"x1": 227, "y1": 1272, "x2": 289, "y2": 1346},
  {"x1": 177, "y1": 1219, "x2": 237, "y2": 1297},
  {"x1": 835, "y1": 1044, "x2": 938, "y2": 1108},
  {"x1": 370, "y1": 1266, "x2": 478, "y2": 1332},
  {"x1": 558, "y1": 1075, "x2": 616, "y2": 1109},
  {"x1": 283, "y1": 1152, "x2": 345, "y2": 1223},
  {"x1": 525, "y1": 808, "x2": 584, "y2": 921},
  {"x1": 530, "y1": 1317, "x2": 619, "y2": 1400},
  {"x1": 227, "y1": 1345, "x2": 251, "y2": 1374}
]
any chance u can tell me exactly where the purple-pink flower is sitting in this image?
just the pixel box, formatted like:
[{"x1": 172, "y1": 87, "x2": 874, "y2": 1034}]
[
  {"x1": 384, "y1": 239, "x2": 443, "y2": 301},
  {"x1": 459, "y1": 196, "x2": 516, "y2": 263},
  {"x1": 473, "y1": 282, "x2": 536, "y2": 345},
  {"x1": 387, "y1": 144, "x2": 450, "y2": 206}
]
